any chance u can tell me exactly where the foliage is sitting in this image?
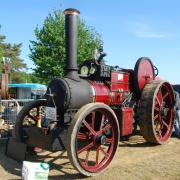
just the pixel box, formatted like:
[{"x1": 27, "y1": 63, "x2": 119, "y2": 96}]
[
  {"x1": 0, "y1": 46, "x2": 3, "y2": 72},
  {"x1": 29, "y1": 10, "x2": 103, "y2": 84},
  {"x1": 0, "y1": 33, "x2": 27, "y2": 83},
  {"x1": 25, "y1": 72, "x2": 42, "y2": 83}
]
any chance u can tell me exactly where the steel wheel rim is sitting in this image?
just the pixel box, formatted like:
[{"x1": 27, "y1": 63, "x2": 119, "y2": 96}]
[
  {"x1": 75, "y1": 108, "x2": 118, "y2": 173},
  {"x1": 153, "y1": 82, "x2": 174, "y2": 142}
]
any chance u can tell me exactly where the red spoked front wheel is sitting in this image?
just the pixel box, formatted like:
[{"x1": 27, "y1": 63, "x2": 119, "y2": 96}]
[{"x1": 67, "y1": 103, "x2": 119, "y2": 176}]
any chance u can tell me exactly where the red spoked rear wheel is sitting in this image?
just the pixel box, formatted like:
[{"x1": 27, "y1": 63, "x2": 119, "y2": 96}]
[
  {"x1": 138, "y1": 80, "x2": 175, "y2": 144},
  {"x1": 67, "y1": 103, "x2": 119, "y2": 176}
]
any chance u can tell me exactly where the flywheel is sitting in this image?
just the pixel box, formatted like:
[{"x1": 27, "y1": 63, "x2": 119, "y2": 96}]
[{"x1": 134, "y1": 57, "x2": 155, "y2": 97}]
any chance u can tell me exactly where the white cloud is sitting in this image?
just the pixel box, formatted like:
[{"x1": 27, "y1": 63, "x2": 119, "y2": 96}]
[
  {"x1": 124, "y1": 20, "x2": 173, "y2": 39},
  {"x1": 134, "y1": 30, "x2": 166, "y2": 38}
]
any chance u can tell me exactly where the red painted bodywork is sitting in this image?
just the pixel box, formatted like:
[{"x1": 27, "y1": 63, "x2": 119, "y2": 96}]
[
  {"x1": 111, "y1": 71, "x2": 130, "y2": 91},
  {"x1": 88, "y1": 71, "x2": 133, "y2": 137},
  {"x1": 89, "y1": 82, "x2": 111, "y2": 104},
  {"x1": 89, "y1": 71, "x2": 131, "y2": 106},
  {"x1": 114, "y1": 107, "x2": 133, "y2": 136}
]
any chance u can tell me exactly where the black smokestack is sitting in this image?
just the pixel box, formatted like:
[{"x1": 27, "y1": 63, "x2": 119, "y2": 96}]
[{"x1": 64, "y1": 8, "x2": 80, "y2": 81}]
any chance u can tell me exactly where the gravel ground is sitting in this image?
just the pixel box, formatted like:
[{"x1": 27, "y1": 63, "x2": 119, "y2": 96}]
[{"x1": 1, "y1": 135, "x2": 180, "y2": 180}]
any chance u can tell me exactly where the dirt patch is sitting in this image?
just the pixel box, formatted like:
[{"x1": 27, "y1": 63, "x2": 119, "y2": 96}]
[{"x1": 1, "y1": 135, "x2": 180, "y2": 180}]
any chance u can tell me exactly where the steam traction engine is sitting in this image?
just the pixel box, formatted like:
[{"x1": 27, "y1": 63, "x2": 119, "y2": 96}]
[{"x1": 15, "y1": 9, "x2": 175, "y2": 176}]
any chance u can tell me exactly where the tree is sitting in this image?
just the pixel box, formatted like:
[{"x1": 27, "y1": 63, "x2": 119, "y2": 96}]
[
  {"x1": 0, "y1": 34, "x2": 5, "y2": 73},
  {"x1": 0, "y1": 46, "x2": 3, "y2": 72},
  {"x1": 25, "y1": 72, "x2": 42, "y2": 83},
  {"x1": 29, "y1": 10, "x2": 103, "y2": 84},
  {"x1": 0, "y1": 33, "x2": 27, "y2": 83}
]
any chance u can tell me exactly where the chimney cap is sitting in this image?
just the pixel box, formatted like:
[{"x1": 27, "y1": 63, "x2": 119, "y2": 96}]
[{"x1": 64, "y1": 8, "x2": 80, "y2": 15}]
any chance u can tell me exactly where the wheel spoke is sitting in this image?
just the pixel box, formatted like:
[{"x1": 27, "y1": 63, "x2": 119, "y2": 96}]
[
  {"x1": 156, "y1": 97, "x2": 161, "y2": 107},
  {"x1": 99, "y1": 146, "x2": 108, "y2": 157},
  {"x1": 163, "y1": 92, "x2": 169, "y2": 100},
  {"x1": 102, "y1": 124, "x2": 112, "y2": 133},
  {"x1": 154, "y1": 106, "x2": 160, "y2": 111},
  {"x1": 100, "y1": 114, "x2": 105, "y2": 130},
  {"x1": 96, "y1": 147, "x2": 100, "y2": 165},
  {"x1": 161, "y1": 119, "x2": 169, "y2": 129},
  {"x1": 91, "y1": 112, "x2": 95, "y2": 130},
  {"x1": 106, "y1": 138, "x2": 113, "y2": 143},
  {"x1": 83, "y1": 119, "x2": 96, "y2": 135},
  {"x1": 28, "y1": 114, "x2": 37, "y2": 122},
  {"x1": 85, "y1": 150, "x2": 90, "y2": 165},
  {"x1": 159, "y1": 86, "x2": 163, "y2": 98},
  {"x1": 153, "y1": 114, "x2": 159, "y2": 120},
  {"x1": 77, "y1": 142, "x2": 94, "y2": 155},
  {"x1": 97, "y1": 124, "x2": 112, "y2": 136},
  {"x1": 77, "y1": 133, "x2": 87, "y2": 140}
]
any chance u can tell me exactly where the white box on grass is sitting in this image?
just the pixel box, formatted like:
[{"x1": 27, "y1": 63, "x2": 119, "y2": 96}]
[{"x1": 22, "y1": 161, "x2": 49, "y2": 180}]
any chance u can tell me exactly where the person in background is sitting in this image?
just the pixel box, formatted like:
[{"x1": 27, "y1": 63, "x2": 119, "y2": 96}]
[{"x1": 174, "y1": 91, "x2": 180, "y2": 138}]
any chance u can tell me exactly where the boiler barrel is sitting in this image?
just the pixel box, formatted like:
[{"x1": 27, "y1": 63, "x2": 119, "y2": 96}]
[{"x1": 46, "y1": 78, "x2": 93, "y2": 113}]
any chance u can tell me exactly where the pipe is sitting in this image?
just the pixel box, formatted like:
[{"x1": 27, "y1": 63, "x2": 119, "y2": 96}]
[{"x1": 64, "y1": 8, "x2": 80, "y2": 81}]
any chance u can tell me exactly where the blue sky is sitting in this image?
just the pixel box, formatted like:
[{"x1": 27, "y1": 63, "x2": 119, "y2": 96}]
[{"x1": 0, "y1": 0, "x2": 180, "y2": 83}]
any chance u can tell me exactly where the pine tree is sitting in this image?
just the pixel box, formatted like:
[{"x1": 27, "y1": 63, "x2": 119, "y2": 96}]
[{"x1": 0, "y1": 33, "x2": 27, "y2": 83}]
